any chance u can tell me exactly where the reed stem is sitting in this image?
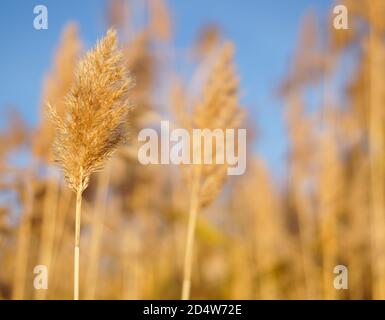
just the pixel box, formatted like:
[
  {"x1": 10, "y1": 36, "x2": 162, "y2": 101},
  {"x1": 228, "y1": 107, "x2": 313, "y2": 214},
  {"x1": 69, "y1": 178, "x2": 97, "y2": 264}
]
[
  {"x1": 74, "y1": 187, "x2": 82, "y2": 300},
  {"x1": 181, "y1": 170, "x2": 200, "y2": 300}
]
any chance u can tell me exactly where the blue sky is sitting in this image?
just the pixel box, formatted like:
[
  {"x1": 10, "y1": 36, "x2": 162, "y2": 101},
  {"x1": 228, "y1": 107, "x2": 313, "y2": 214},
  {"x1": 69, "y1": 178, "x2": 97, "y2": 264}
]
[{"x1": 0, "y1": 0, "x2": 332, "y2": 177}]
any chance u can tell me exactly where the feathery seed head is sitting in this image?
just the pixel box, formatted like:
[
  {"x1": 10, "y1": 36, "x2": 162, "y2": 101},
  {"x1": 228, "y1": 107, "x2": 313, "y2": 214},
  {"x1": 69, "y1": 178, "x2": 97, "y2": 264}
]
[
  {"x1": 50, "y1": 28, "x2": 133, "y2": 193},
  {"x1": 179, "y1": 42, "x2": 245, "y2": 208}
]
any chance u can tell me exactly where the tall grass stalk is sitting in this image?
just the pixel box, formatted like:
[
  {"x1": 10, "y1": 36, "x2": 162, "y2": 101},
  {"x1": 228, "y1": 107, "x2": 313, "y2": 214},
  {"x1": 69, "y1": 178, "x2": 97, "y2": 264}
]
[
  {"x1": 179, "y1": 43, "x2": 243, "y2": 299},
  {"x1": 74, "y1": 180, "x2": 82, "y2": 300},
  {"x1": 181, "y1": 168, "x2": 200, "y2": 300},
  {"x1": 49, "y1": 29, "x2": 132, "y2": 299}
]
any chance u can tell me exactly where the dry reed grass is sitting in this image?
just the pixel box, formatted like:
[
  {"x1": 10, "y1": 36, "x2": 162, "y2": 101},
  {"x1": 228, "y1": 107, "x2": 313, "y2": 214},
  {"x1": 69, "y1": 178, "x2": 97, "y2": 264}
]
[
  {"x1": 49, "y1": 28, "x2": 133, "y2": 299},
  {"x1": 175, "y1": 43, "x2": 244, "y2": 299},
  {"x1": 0, "y1": 0, "x2": 384, "y2": 301}
]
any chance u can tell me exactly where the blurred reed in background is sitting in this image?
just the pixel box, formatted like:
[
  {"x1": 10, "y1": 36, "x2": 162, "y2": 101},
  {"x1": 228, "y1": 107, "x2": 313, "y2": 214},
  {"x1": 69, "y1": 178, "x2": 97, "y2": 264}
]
[{"x1": 0, "y1": 0, "x2": 385, "y2": 300}]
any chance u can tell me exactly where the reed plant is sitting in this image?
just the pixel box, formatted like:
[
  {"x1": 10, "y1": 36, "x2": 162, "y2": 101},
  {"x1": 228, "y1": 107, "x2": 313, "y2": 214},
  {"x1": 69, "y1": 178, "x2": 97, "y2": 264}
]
[
  {"x1": 178, "y1": 43, "x2": 244, "y2": 300},
  {"x1": 49, "y1": 29, "x2": 132, "y2": 299}
]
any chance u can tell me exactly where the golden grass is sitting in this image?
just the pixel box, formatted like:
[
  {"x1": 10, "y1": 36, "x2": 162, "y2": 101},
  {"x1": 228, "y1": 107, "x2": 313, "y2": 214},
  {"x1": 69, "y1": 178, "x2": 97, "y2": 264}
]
[
  {"x1": 1, "y1": 0, "x2": 385, "y2": 301},
  {"x1": 49, "y1": 28, "x2": 133, "y2": 299},
  {"x1": 177, "y1": 43, "x2": 244, "y2": 299}
]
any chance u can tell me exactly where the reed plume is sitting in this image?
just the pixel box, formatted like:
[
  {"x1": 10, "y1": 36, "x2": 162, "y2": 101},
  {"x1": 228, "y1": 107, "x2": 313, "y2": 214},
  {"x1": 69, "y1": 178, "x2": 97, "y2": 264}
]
[
  {"x1": 4, "y1": 0, "x2": 385, "y2": 300},
  {"x1": 49, "y1": 28, "x2": 133, "y2": 299},
  {"x1": 179, "y1": 43, "x2": 244, "y2": 299},
  {"x1": 148, "y1": 0, "x2": 172, "y2": 42}
]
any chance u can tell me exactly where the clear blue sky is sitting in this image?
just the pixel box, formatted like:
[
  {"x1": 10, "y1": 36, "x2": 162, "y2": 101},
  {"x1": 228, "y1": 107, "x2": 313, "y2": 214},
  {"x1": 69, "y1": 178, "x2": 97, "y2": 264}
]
[{"x1": 0, "y1": 0, "x2": 332, "y2": 177}]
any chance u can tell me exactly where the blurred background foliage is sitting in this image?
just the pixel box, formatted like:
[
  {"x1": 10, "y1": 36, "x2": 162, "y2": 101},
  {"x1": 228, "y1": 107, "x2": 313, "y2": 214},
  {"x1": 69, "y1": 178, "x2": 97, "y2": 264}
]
[{"x1": 1, "y1": 0, "x2": 385, "y2": 299}]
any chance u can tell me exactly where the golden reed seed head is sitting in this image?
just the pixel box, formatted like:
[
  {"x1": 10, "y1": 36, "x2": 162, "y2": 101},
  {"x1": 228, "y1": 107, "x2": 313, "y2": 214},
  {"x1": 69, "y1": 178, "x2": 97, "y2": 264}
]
[
  {"x1": 49, "y1": 28, "x2": 133, "y2": 193},
  {"x1": 177, "y1": 42, "x2": 244, "y2": 208}
]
